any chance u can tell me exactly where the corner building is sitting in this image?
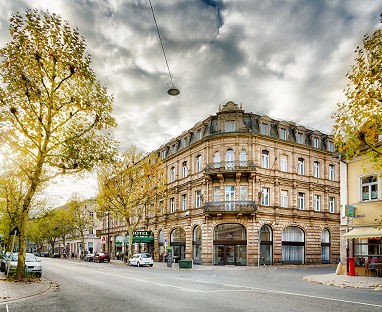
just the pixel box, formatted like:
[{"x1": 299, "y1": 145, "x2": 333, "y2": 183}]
[{"x1": 145, "y1": 102, "x2": 340, "y2": 266}]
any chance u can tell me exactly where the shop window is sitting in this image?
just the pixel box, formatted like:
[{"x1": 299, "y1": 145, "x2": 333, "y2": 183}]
[
  {"x1": 193, "y1": 226, "x2": 202, "y2": 264},
  {"x1": 282, "y1": 227, "x2": 305, "y2": 264},
  {"x1": 321, "y1": 229, "x2": 330, "y2": 263},
  {"x1": 260, "y1": 225, "x2": 273, "y2": 265}
]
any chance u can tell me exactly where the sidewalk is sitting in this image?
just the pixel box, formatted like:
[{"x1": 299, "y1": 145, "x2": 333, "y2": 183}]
[
  {"x1": 0, "y1": 274, "x2": 56, "y2": 304},
  {"x1": 1, "y1": 262, "x2": 381, "y2": 304}
]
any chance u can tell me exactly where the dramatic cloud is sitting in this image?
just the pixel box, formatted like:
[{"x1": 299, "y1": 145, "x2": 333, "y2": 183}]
[{"x1": 0, "y1": 0, "x2": 380, "y2": 205}]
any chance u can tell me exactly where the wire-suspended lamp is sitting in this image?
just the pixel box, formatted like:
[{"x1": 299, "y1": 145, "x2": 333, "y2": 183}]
[{"x1": 148, "y1": 0, "x2": 180, "y2": 96}]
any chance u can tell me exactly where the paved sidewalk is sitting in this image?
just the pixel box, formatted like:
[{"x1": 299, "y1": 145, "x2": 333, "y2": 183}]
[
  {"x1": 304, "y1": 273, "x2": 382, "y2": 289},
  {"x1": 0, "y1": 274, "x2": 56, "y2": 304}
]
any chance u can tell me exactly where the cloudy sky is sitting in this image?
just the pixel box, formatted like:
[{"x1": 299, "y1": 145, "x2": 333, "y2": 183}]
[{"x1": 0, "y1": 0, "x2": 381, "y2": 206}]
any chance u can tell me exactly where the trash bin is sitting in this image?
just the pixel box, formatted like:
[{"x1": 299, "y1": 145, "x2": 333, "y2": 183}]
[{"x1": 178, "y1": 259, "x2": 192, "y2": 269}]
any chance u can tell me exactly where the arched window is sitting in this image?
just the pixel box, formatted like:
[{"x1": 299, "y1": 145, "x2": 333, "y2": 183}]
[
  {"x1": 321, "y1": 229, "x2": 330, "y2": 263},
  {"x1": 170, "y1": 227, "x2": 186, "y2": 262},
  {"x1": 214, "y1": 223, "x2": 247, "y2": 266},
  {"x1": 239, "y1": 150, "x2": 247, "y2": 166},
  {"x1": 225, "y1": 149, "x2": 235, "y2": 169},
  {"x1": 193, "y1": 226, "x2": 202, "y2": 264},
  {"x1": 282, "y1": 227, "x2": 305, "y2": 264},
  {"x1": 259, "y1": 225, "x2": 273, "y2": 265}
]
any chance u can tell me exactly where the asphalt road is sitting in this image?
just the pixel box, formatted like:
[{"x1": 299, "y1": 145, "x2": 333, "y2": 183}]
[{"x1": 3, "y1": 258, "x2": 382, "y2": 312}]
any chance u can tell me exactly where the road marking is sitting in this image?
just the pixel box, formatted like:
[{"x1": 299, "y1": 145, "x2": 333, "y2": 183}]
[
  {"x1": 175, "y1": 277, "x2": 382, "y2": 308},
  {"x1": 98, "y1": 271, "x2": 381, "y2": 308},
  {"x1": 6, "y1": 304, "x2": 9, "y2": 312}
]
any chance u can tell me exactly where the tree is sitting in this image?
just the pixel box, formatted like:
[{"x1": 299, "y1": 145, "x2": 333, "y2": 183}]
[
  {"x1": 67, "y1": 194, "x2": 95, "y2": 258},
  {"x1": 97, "y1": 146, "x2": 167, "y2": 258},
  {"x1": 333, "y1": 15, "x2": 382, "y2": 169},
  {"x1": 0, "y1": 9, "x2": 117, "y2": 278}
]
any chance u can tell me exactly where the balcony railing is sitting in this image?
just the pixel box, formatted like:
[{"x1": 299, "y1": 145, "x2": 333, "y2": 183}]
[
  {"x1": 205, "y1": 161, "x2": 256, "y2": 174},
  {"x1": 204, "y1": 201, "x2": 257, "y2": 214}
]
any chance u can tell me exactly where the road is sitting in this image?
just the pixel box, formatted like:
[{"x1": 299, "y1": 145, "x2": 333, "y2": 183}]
[{"x1": 3, "y1": 258, "x2": 382, "y2": 312}]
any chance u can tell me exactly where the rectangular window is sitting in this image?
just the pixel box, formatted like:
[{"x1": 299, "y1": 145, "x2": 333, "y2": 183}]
[
  {"x1": 225, "y1": 121, "x2": 236, "y2": 132},
  {"x1": 298, "y1": 158, "x2": 304, "y2": 175},
  {"x1": 314, "y1": 194, "x2": 321, "y2": 211},
  {"x1": 240, "y1": 186, "x2": 248, "y2": 201},
  {"x1": 170, "y1": 166, "x2": 175, "y2": 182},
  {"x1": 327, "y1": 141, "x2": 334, "y2": 152},
  {"x1": 181, "y1": 194, "x2": 187, "y2": 211},
  {"x1": 261, "y1": 150, "x2": 269, "y2": 169},
  {"x1": 313, "y1": 161, "x2": 320, "y2": 178},
  {"x1": 312, "y1": 137, "x2": 320, "y2": 148},
  {"x1": 296, "y1": 133, "x2": 304, "y2": 144},
  {"x1": 196, "y1": 155, "x2": 202, "y2": 172},
  {"x1": 280, "y1": 190, "x2": 288, "y2": 208},
  {"x1": 298, "y1": 192, "x2": 305, "y2": 209},
  {"x1": 170, "y1": 198, "x2": 175, "y2": 213},
  {"x1": 195, "y1": 191, "x2": 201, "y2": 208},
  {"x1": 182, "y1": 161, "x2": 188, "y2": 178},
  {"x1": 279, "y1": 128, "x2": 287, "y2": 140},
  {"x1": 329, "y1": 196, "x2": 335, "y2": 213},
  {"x1": 280, "y1": 155, "x2": 288, "y2": 172},
  {"x1": 261, "y1": 187, "x2": 270, "y2": 206},
  {"x1": 328, "y1": 164, "x2": 335, "y2": 181},
  {"x1": 260, "y1": 123, "x2": 270, "y2": 135},
  {"x1": 361, "y1": 176, "x2": 378, "y2": 201},
  {"x1": 214, "y1": 187, "x2": 220, "y2": 202}
]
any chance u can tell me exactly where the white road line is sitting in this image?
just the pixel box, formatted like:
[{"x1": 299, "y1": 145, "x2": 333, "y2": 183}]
[
  {"x1": 175, "y1": 278, "x2": 382, "y2": 308},
  {"x1": 6, "y1": 303, "x2": 9, "y2": 312},
  {"x1": 97, "y1": 271, "x2": 381, "y2": 308}
]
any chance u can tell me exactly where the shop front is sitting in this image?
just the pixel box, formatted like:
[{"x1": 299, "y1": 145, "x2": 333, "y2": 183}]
[
  {"x1": 213, "y1": 223, "x2": 247, "y2": 266},
  {"x1": 124, "y1": 230, "x2": 154, "y2": 257},
  {"x1": 344, "y1": 226, "x2": 382, "y2": 277}
]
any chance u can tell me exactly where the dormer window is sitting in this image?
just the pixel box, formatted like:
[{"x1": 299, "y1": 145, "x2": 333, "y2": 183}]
[
  {"x1": 296, "y1": 132, "x2": 304, "y2": 144},
  {"x1": 312, "y1": 137, "x2": 320, "y2": 149},
  {"x1": 197, "y1": 130, "x2": 203, "y2": 140},
  {"x1": 327, "y1": 141, "x2": 334, "y2": 152},
  {"x1": 225, "y1": 121, "x2": 236, "y2": 132},
  {"x1": 279, "y1": 127, "x2": 288, "y2": 140},
  {"x1": 260, "y1": 123, "x2": 270, "y2": 136}
]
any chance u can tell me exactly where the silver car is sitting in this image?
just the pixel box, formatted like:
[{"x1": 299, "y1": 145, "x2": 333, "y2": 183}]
[
  {"x1": 128, "y1": 253, "x2": 154, "y2": 267},
  {"x1": 6, "y1": 253, "x2": 42, "y2": 277}
]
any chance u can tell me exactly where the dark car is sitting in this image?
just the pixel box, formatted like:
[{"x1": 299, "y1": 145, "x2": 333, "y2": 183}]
[
  {"x1": 94, "y1": 252, "x2": 110, "y2": 263},
  {"x1": 0, "y1": 252, "x2": 11, "y2": 272}
]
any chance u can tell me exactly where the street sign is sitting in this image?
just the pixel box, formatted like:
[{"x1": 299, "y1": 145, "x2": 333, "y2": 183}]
[{"x1": 345, "y1": 205, "x2": 356, "y2": 218}]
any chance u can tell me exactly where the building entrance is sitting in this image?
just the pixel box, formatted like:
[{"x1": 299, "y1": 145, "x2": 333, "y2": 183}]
[{"x1": 213, "y1": 223, "x2": 247, "y2": 266}]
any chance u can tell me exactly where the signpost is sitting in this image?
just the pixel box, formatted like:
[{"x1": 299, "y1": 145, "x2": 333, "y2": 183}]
[{"x1": 167, "y1": 246, "x2": 173, "y2": 268}]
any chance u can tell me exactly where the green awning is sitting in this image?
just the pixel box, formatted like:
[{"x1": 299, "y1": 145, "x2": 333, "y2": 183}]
[{"x1": 343, "y1": 227, "x2": 382, "y2": 239}]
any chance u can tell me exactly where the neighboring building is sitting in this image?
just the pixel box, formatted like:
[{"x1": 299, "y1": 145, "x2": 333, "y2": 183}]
[
  {"x1": 340, "y1": 156, "x2": 382, "y2": 276},
  {"x1": 99, "y1": 102, "x2": 341, "y2": 265},
  {"x1": 54, "y1": 198, "x2": 101, "y2": 258}
]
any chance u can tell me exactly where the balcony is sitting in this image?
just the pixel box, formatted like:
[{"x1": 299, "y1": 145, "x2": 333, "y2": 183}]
[
  {"x1": 205, "y1": 161, "x2": 256, "y2": 175},
  {"x1": 204, "y1": 201, "x2": 257, "y2": 215}
]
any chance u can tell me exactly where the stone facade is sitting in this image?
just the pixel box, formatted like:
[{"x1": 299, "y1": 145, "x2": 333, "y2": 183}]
[
  {"x1": 99, "y1": 101, "x2": 341, "y2": 265},
  {"x1": 142, "y1": 102, "x2": 341, "y2": 266}
]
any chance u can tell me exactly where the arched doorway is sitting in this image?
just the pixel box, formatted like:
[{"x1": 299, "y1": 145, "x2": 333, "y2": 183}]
[
  {"x1": 214, "y1": 223, "x2": 247, "y2": 266},
  {"x1": 321, "y1": 229, "x2": 330, "y2": 263},
  {"x1": 158, "y1": 230, "x2": 164, "y2": 262},
  {"x1": 259, "y1": 225, "x2": 273, "y2": 265},
  {"x1": 193, "y1": 226, "x2": 202, "y2": 264},
  {"x1": 282, "y1": 226, "x2": 305, "y2": 264},
  {"x1": 170, "y1": 227, "x2": 186, "y2": 263}
]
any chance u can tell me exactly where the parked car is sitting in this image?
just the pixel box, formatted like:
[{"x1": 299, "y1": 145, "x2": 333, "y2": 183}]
[
  {"x1": 6, "y1": 252, "x2": 42, "y2": 277},
  {"x1": 93, "y1": 252, "x2": 110, "y2": 263},
  {"x1": 0, "y1": 252, "x2": 12, "y2": 272},
  {"x1": 128, "y1": 253, "x2": 154, "y2": 267},
  {"x1": 84, "y1": 253, "x2": 94, "y2": 262}
]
